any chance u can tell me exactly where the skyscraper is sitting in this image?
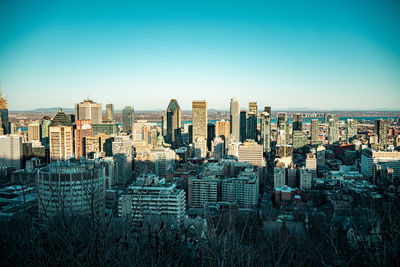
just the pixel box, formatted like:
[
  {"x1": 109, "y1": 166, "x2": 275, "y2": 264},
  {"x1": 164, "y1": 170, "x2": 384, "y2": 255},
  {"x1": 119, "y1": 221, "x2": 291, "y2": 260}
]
[
  {"x1": 375, "y1": 119, "x2": 388, "y2": 147},
  {"x1": 75, "y1": 98, "x2": 102, "y2": 124},
  {"x1": 75, "y1": 119, "x2": 93, "y2": 159},
  {"x1": 105, "y1": 104, "x2": 114, "y2": 122},
  {"x1": 260, "y1": 110, "x2": 271, "y2": 153},
  {"x1": 240, "y1": 110, "x2": 247, "y2": 142},
  {"x1": 28, "y1": 123, "x2": 41, "y2": 142},
  {"x1": 0, "y1": 85, "x2": 9, "y2": 135},
  {"x1": 277, "y1": 113, "x2": 289, "y2": 144},
  {"x1": 328, "y1": 116, "x2": 339, "y2": 145},
  {"x1": 311, "y1": 119, "x2": 319, "y2": 145},
  {"x1": 166, "y1": 99, "x2": 181, "y2": 147},
  {"x1": 161, "y1": 111, "x2": 167, "y2": 137},
  {"x1": 238, "y1": 140, "x2": 264, "y2": 178},
  {"x1": 346, "y1": 118, "x2": 357, "y2": 144},
  {"x1": 49, "y1": 110, "x2": 73, "y2": 161},
  {"x1": 122, "y1": 106, "x2": 135, "y2": 132},
  {"x1": 247, "y1": 102, "x2": 258, "y2": 141},
  {"x1": 293, "y1": 113, "x2": 303, "y2": 131},
  {"x1": 192, "y1": 100, "x2": 208, "y2": 142},
  {"x1": 40, "y1": 118, "x2": 51, "y2": 148},
  {"x1": 230, "y1": 97, "x2": 240, "y2": 142},
  {"x1": 215, "y1": 120, "x2": 230, "y2": 142}
]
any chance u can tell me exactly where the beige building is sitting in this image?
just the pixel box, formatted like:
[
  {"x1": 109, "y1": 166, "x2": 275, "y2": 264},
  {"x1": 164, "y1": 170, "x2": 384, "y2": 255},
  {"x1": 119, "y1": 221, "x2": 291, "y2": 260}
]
[
  {"x1": 238, "y1": 140, "x2": 264, "y2": 178},
  {"x1": 215, "y1": 120, "x2": 230, "y2": 142},
  {"x1": 192, "y1": 100, "x2": 207, "y2": 142},
  {"x1": 49, "y1": 126, "x2": 74, "y2": 161},
  {"x1": 28, "y1": 123, "x2": 41, "y2": 142},
  {"x1": 75, "y1": 98, "x2": 102, "y2": 124},
  {"x1": 230, "y1": 97, "x2": 240, "y2": 142}
]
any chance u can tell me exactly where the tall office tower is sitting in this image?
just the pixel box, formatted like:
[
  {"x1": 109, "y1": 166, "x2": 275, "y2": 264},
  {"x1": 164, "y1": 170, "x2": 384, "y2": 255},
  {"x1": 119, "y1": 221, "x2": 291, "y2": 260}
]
[
  {"x1": 122, "y1": 106, "x2": 135, "y2": 132},
  {"x1": 249, "y1": 102, "x2": 258, "y2": 114},
  {"x1": 0, "y1": 135, "x2": 23, "y2": 169},
  {"x1": 207, "y1": 123, "x2": 215, "y2": 151},
  {"x1": 119, "y1": 174, "x2": 186, "y2": 226},
  {"x1": 222, "y1": 169, "x2": 259, "y2": 208},
  {"x1": 375, "y1": 119, "x2": 388, "y2": 147},
  {"x1": 188, "y1": 176, "x2": 219, "y2": 208},
  {"x1": 40, "y1": 118, "x2": 51, "y2": 148},
  {"x1": 311, "y1": 119, "x2": 319, "y2": 145},
  {"x1": 212, "y1": 136, "x2": 225, "y2": 159},
  {"x1": 216, "y1": 120, "x2": 230, "y2": 141},
  {"x1": 112, "y1": 135, "x2": 133, "y2": 184},
  {"x1": 260, "y1": 111, "x2": 271, "y2": 153},
  {"x1": 299, "y1": 167, "x2": 313, "y2": 189},
  {"x1": 324, "y1": 113, "x2": 328, "y2": 123},
  {"x1": 246, "y1": 102, "x2": 258, "y2": 141},
  {"x1": 161, "y1": 111, "x2": 167, "y2": 137},
  {"x1": 305, "y1": 153, "x2": 317, "y2": 178},
  {"x1": 49, "y1": 109, "x2": 74, "y2": 161},
  {"x1": 230, "y1": 97, "x2": 240, "y2": 142},
  {"x1": 192, "y1": 100, "x2": 208, "y2": 142},
  {"x1": 238, "y1": 140, "x2": 264, "y2": 178},
  {"x1": 38, "y1": 162, "x2": 105, "y2": 218},
  {"x1": 166, "y1": 99, "x2": 181, "y2": 147},
  {"x1": 274, "y1": 167, "x2": 286, "y2": 188},
  {"x1": 0, "y1": 85, "x2": 9, "y2": 135},
  {"x1": 346, "y1": 118, "x2": 357, "y2": 144},
  {"x1": 9, "y1": 122, "x2": 16, "y2": 134},
  {"x1": 293, "y1": 113, "x2": 303, "y2": 131},
  {"x1": 277, "y1": 113, "x2": 289, "y2": 144},
  {"x1": 193, "y1": 137, "x2": 207, "y2": 158},
  {"x1": 75, "y1": 119, "x2": 93, "y2": 159},
  {"x1": 264, "y1": 106, "x2": 271, "y2": 114},
  {"x1": 28, "y1": 123, "x2": 41, "y2": 142},
  {"x1": 105, "y1": 104, "x2": 114, "y2": 122},
  {"x1": 240, "y1": 110, "x2": 247, "y2": 142},
  {"x1": 328, "y1": 116, "x2": 339, "y2": 145},
  {"x1": 132, "y1": 120, "x2": 148, "y2": 143},
  {"x1": 75, "y1": 98, "x2": 102, "y2": 124}
]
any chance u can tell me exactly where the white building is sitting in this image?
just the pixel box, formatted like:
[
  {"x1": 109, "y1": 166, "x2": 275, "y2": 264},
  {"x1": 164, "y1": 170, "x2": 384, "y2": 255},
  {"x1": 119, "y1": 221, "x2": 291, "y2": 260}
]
[
  {"x1": 212, "y1": 136, "x2": 225, "y2": 159},
  {"x1": 305, "y1": 152, "x2": 317, "y2": 178},
  {"x1": 361, "y1": 148, "x2": 400, "y2": 179},
  {"x1": 299, "y1": 167, "x2": 313, "y2": 189},
  {"x1": 0, "y1": 135, "x2": 23, "y2": 169},
  {"x1": 37, "y1": 162, "x2": 106, "y2": 218},
  {"x1": 188, "y1": 176, "x2": 219, "y2": 208},
  {"x1": 152, "y1": 147, "x2": 176, "y2": 177},
  {"x1": 118, "y1": 174, "x2": 186, "y2": 226},
  {"x1": 222, "y1": 168, "x2": 258, "y2": 208},
  {"x1": 274, "y1": 167, "x2": 286, "y2": 189},
  {"x1": 193, "y1": 137, "x2": 207, "y2": 158},
  {"x1": 238, "y1": 140, "x2": 264, "y2": 178}
]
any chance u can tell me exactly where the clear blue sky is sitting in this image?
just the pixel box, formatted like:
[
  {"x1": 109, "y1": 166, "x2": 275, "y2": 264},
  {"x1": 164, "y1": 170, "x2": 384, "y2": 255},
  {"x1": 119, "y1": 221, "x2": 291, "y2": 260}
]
[{"x1": 1, "y1": 0, "x2": 399, "y2": 111}]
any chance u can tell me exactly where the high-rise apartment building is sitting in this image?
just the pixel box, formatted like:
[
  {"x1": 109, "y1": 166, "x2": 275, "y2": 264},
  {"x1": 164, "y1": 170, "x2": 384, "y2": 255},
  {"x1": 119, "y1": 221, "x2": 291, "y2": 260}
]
[
  {"x1": 49, "y1": 109, "x2": 73, "y2": 161},
  {"x1": 119, "y1": 175, "x2": 186, "y2": 226},
  {"x1": 346, "y1": 118, "x2": 357, "y2": 144},
  {"x1": 75, "y1": 98, "x2": 102, "y2": 124},
  {"x1": 192, "y1": 100, "x2": 208, "y2": 142},
  {"x1": 293, "y1": 131, "x2": 307, "y2": 149},
  {"x1": 230, "y1": 97, "x2": 240, "y2": 142},
  {"x1": 75, "y1": 119, "x2": 93, "y2": 159},
  {"x1": 293, "y1": 113, "x2": 303, "y2": 131},
  {"x1": 122, "y1": 106, "x2": 135, "y2": 133},
  {"x1": 166, "y1": 99, "x2": 181, "y2": 147},
  {"x1": 375, "y1": 119, "x2": 388, "y2": 147},
  {"x1": 238, "y1": 140, "x2": 264, "y2": 178},
  {"x1": 260, "y1": 110, "x2": 271, "y2": 153},
  {"x1": 240, "y1": 110, "x2": 247, "y2": 142},
  {"x1": 28, "y1": 123, "x2": 41, "y2": 142},
  {"x1": 328, "y1": 116, "x2": 339, "y2": 145},
  {"x1": 311, "y1": 119, "x2": 319, "y2": 145},
  {"x1": 305, "y1": 153, "x2": 317, "y2": 178},
  {"x1": 188, "y1": 176, "x2": 219, "y2": 208},
  {"x1": 105, "y1": 104, "x2": 114, "y2": 122},
  {"x1": 222, "y1": 168, "x2": 259, "y2": 208},
  {"x1": 299, "y1": 167, "x2": 312, "y2": 189},
  {"x1": 274, "y1": 167, "x2": 286, "y2": 188}
]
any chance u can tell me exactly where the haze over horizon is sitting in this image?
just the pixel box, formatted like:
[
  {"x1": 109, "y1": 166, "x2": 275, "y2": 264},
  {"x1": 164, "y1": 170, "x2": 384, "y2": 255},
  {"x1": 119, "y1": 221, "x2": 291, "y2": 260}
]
[{"x1": 1, "y1": 0, "x2": 400, "y2": 110}]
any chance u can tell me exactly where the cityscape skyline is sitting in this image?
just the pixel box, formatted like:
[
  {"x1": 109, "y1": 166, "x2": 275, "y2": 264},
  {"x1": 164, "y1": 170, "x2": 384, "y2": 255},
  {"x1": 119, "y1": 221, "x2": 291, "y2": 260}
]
[{"x1": 1, "y1": 0, "x2": 400, "y2": 110}]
